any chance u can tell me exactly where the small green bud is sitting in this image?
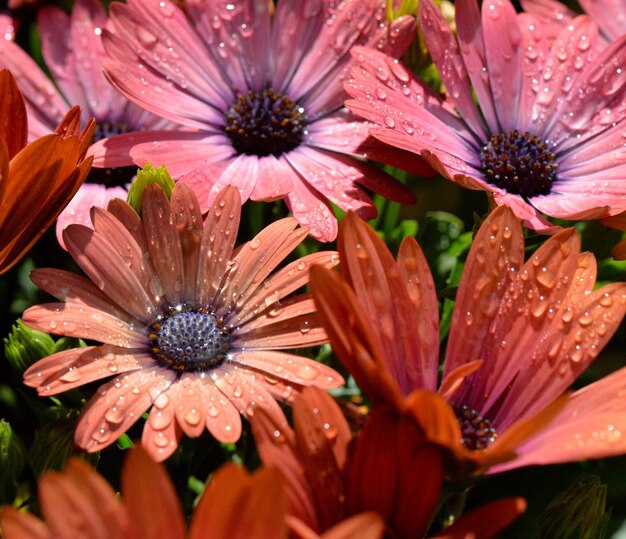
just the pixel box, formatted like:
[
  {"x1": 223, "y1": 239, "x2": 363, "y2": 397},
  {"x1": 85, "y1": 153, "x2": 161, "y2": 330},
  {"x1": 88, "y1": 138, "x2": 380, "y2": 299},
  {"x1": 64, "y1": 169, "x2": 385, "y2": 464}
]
[
  {"x1": 0, "y1": 420, "x2": 27, "y2": 504},
  {"x1": 4, "y1": 320, "x2": 55, "y2": 375},
  {"x1": 127, "y1": 162, "x2": 175, "y2": 215},
  {"x1": 538, "y1": 474, "x2": 610, "y2": 539}
]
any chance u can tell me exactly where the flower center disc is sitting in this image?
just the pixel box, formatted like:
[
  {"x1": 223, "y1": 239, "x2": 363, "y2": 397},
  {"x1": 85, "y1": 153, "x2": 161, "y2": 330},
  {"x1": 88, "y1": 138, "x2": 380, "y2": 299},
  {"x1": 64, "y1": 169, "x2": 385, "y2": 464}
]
[
  {"x1": 480, "y1": 130, "x2": 558, "y2": 199},
  {"x1": 224, "y1": 88, "x2": 307, "y2": 157},
  {"x1": 148, "y1": 306, "x2": 231, "y2": 373},
  {"x1": 455, "y1": 405, "x2": 498, "y2": 451}
]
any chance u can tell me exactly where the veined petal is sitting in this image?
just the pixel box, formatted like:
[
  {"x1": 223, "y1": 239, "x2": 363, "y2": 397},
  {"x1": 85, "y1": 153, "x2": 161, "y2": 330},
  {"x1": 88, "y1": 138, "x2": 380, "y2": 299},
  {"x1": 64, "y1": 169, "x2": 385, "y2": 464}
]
[
  {"x1": 284, "y1": 179, "x2": 338, "y2": 242},
  {"x1": 75, "y1": 366, "x2": 176, "y2": 453},
  {"x1": 199, "y1": 376, "x2": 243, "y2": 444},
  {"x1": 0, "y1": 69, "x2": 27, "y2": 159},
  {"x1": 22, "y1": 303, "x2": 145, "y2": 348}
]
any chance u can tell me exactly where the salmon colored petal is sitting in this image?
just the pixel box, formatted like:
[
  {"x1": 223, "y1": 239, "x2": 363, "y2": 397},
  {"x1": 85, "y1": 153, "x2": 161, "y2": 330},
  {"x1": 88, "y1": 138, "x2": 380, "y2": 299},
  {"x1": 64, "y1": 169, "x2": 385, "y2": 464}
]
[
  {"x1": 90, "y1": 206, "x2": 161, "y2": 308},
  {"x1": 75, "y1": 367, "x2": 175, "y2": 452},
  {"x1": 142, "y1": 184, "x2": 185, "y2": 305},
  {"x1": 196, "y1": 185, "x2": 241, "y2": 307},
  {"x1": 64, "y1": 225, "x2": 159, "y2": 321},
  {"x1": 445, "y1": 205, "x2": 524, "y2": 379},
  {"x1": 463, "y1": 228, "x2": 580, "y2": 414},
  {"x1": 493, "y1": 282, "x2": 626, "y2": 428},
  {"x1": 0, "y1": 137, "x2": 8, "y2": 208},
  {"x1": 320, "y1": 513, "x2": 385, "y2": 539},
  {"x1": 232, "y1": 350, "x2": 344, "y2": 390},
  {"x1": 30, "y1": 268, "x2": 135, "y2": 324},
  {"x1": 292, "y1": 391, "x2": 346, "y2": 531},
  {"x1": 23, "y1": 346, "x2": 152, "y2": 395},
  {"x1": 433, "y1": 498, "x2": 526, "y2": 539},
  {"x1": 438, "y1": 360, "x2": 483, "y2": 402},
  {"x1": 230, "y1": 250, "x2": 339, "y2": 327},
  {"x1": 250, "y1": 408, "x2": 319, "y2": 531},
  {"x1": 339, "y1": 212, "x2": 437, "y2": 392},
  {"x1": 0, "y1": 69, "x2": 27, "y2": 159},
  {"x1": 106, "y1": 197, "x2": 149, "y2": 252},
  {"x1": 397, "y1": 235, "x2": 440, "y2": 389},
  {"x1": 122, "y1": 447, "x2": 186, "y2": 539},
  {"x1": 216, "y1": 217, "x2": 301, "y2": 316},
  {"x1": 236, "y1": 294, "x2": 317, "y2": 332},
  {"x1": 142, "y1": 395, "x2": 182, "y2": 462},
  {"x1": 201, "y1": 376, "x2": 243, "y2": 444},
  {"x1": 170, "y1": 183, "x2": 203, "y2": 303},
  {"x1": 310, "y1": 265, "x2": 405, "y2": 409},
  {"x1": 0, "y1": 507, "x2": 51, "y2": 539},
  {"x1": 235, "y1": 312, "x2": 328, "y2": 348},
  {"x1": 22, "y1": 303, "x2": 145, "y2": 348}
]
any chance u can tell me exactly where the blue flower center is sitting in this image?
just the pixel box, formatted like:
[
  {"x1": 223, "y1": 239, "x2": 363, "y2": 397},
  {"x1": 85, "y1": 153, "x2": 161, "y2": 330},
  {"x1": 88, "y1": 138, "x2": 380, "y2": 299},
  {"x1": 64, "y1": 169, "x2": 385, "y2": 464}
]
[
  {"x1": 480, "y1": 130, "x2": 558, "y2": 199},
  {"x1": 224, "y1": 88, "x2": 307, "y2": 157},
  {"x1": 455, "y1": 405, "x2": 497, "y2": 451},
  {"x1": 148, "y1": 305, "x2": 231, "y2": 373}
]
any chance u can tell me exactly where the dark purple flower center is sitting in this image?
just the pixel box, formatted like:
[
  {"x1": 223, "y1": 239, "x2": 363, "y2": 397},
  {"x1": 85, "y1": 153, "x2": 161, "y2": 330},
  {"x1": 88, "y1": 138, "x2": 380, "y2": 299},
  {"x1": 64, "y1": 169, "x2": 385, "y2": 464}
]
[
  {"x1": 480, "y1": 130, "x2": 558, "y2": 199},
  {"x1": 88, "y1": 120, "x2": 136, "y2": 188},
  {"x1": 148, "y1": 305, "x2": 231, "y2": 373},
  {"x1": 455, "y1": 405, "x2": 497, "y2": 451},
  {"x1": 224, "y1": 88, "x2": 307, "y2": 157}
]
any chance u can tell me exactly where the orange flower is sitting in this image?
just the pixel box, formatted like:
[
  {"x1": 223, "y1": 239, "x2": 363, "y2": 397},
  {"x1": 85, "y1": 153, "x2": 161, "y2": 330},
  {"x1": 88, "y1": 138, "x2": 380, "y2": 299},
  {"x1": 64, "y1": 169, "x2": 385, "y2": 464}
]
[
  {"x1": 310, "y1": 207, "x2": 626, "y2": 476},
  {"x1": 0, "y1": 69, "x2": 94, "y2": 274},
  {"x1": 251, "y1": 387, "x2": 525, "y2": 538},
  {"x1": 0, "y1": 446, "x2": 286, "y2": 539}
]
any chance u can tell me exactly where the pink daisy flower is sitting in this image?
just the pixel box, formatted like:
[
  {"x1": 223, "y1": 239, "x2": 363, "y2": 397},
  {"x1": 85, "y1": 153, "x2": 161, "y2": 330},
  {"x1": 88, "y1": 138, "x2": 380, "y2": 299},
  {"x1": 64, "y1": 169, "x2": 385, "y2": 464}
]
[
  {"x1": 345, "y1": 0, "x2": 626, "y2": 230},
  {"x1": 96, "y1": 0, "x2": 431, "y2": 241},
  {"x1": 21, "y1": 183, "x2": 343, "y2": 462},
  {"x1": 522, "y1": 0, "x2": 624, "y2": 43},
  {"x1": 0, "y1": 0, "x2": 172, "y2": 248}
]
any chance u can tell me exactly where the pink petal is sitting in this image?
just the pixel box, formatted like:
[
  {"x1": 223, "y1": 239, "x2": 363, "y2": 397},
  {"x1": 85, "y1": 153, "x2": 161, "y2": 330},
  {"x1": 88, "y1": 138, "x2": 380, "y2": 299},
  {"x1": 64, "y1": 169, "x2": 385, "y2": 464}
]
[
  {"x1": 419, "y1": 0, "x2": 488, "y2": 140},
  {"x1": 23, "y1": 303, "x2": 145, "y2": 348},
  {"x1": 520, "y1": 0, "x2": 576, "y2": 41},
  {"x1": 75, "y1": 366, "x2": 176, "y2": 452},
  {"x1": 200, "y1": 376, "x2": 243, "y2": 443},
  {"x1": 249, "y1": 154, "x2": 295, "y2": 201},
  {"x1": 284, "y1": 176, "x2": 338, "y2": 242},
  {"x1": 481, "y1": 0, "x2": 523, "y2": 132},
  {"x1": 235, "y1": 312, "x2": 328, "y2": 349},
  {"x1": 578, "y1": 0, "x2": 626, "y2": 41},
  {"x1": 170, "y1": 375, "x2": 208, "y2": 438}
]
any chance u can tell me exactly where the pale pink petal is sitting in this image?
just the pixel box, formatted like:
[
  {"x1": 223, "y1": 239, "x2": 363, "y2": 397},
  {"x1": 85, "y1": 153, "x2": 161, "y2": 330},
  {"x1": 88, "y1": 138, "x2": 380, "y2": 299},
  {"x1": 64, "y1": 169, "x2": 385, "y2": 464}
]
[
  {"x1": 64, "y1": 225, "x2": 159, "y2": 321},
  {"x1": 232, "y1": 350, "x2": 344, "y2": 390},
  {"x1": 75, "y1": 366, "x2": 176, "y2": 452},
  {"x1": 23, "y1": 303, "x2": 145, "y2": 348},
  {"x1": 56, "y1": 184, "x2": 128, "y2": 250},
  {"x1": 24, "y1": 345, "x2": 152, "y2": 395}
]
